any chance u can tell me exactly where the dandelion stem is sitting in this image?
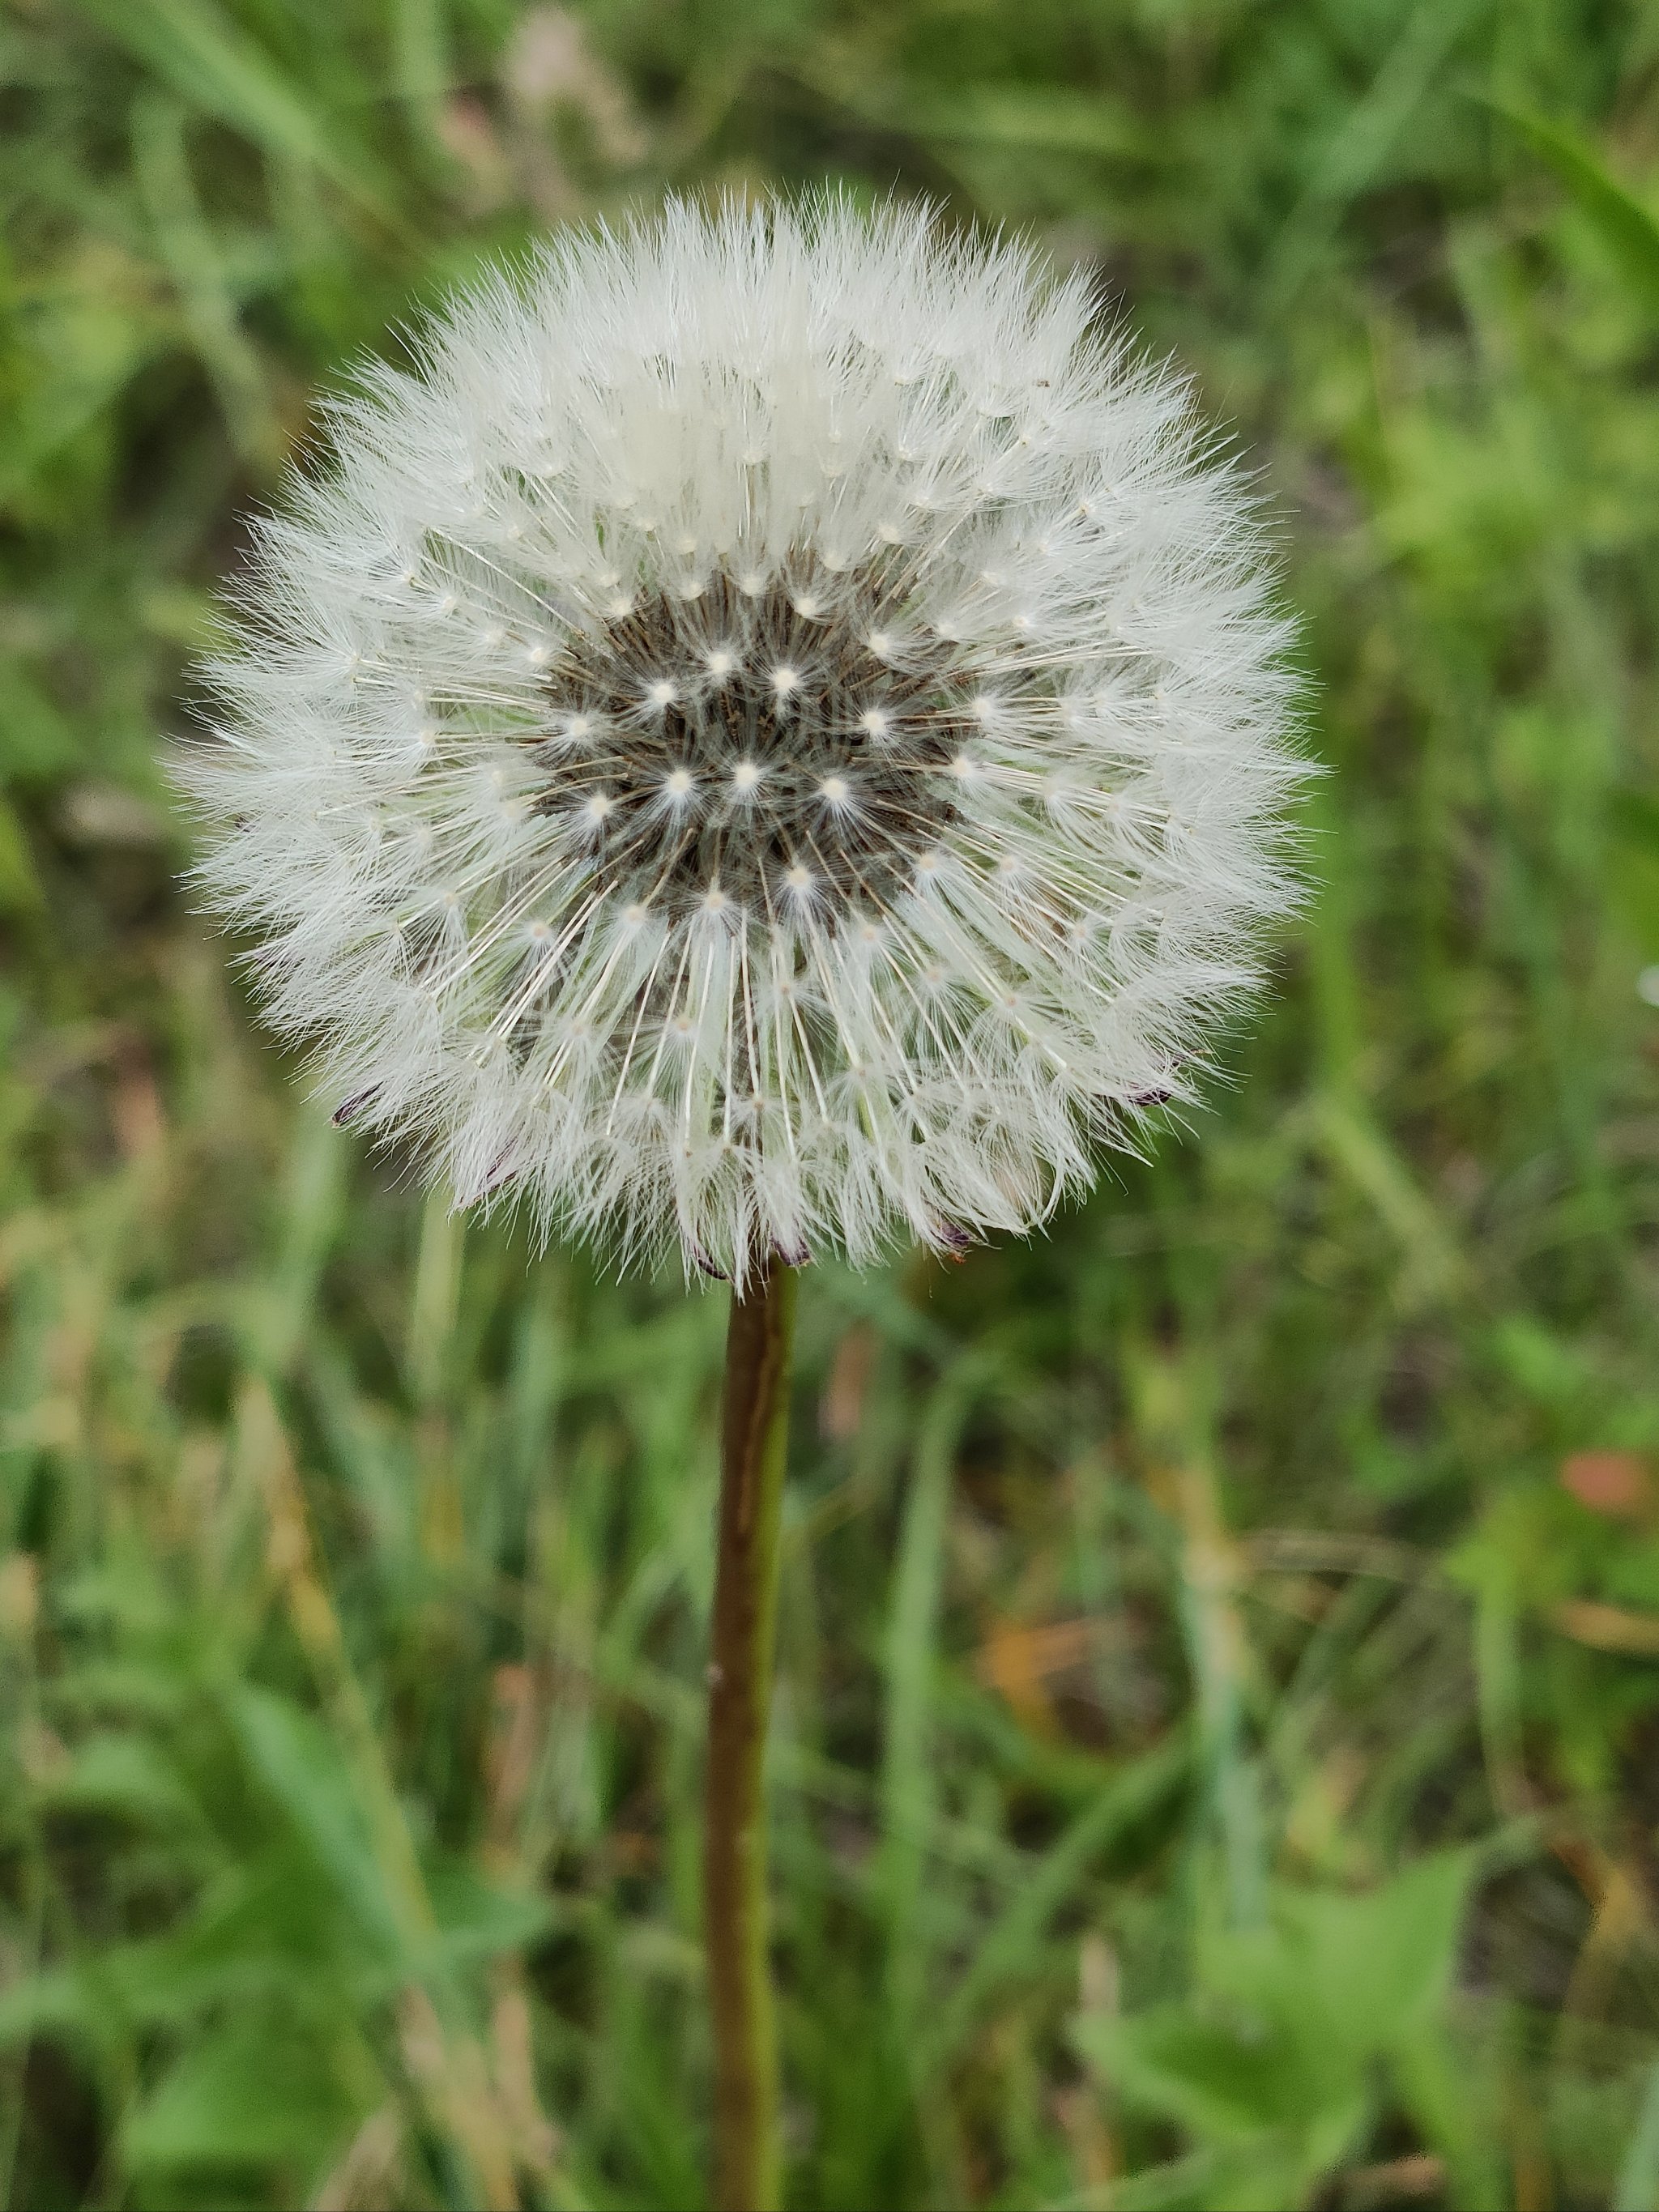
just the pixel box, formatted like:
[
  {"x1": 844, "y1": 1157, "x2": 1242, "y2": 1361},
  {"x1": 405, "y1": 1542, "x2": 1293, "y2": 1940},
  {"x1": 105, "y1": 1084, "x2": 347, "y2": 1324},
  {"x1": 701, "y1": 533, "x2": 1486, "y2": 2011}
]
[{"x1": 706, "y1": 1253, "x2": 797, "y2": 2212}]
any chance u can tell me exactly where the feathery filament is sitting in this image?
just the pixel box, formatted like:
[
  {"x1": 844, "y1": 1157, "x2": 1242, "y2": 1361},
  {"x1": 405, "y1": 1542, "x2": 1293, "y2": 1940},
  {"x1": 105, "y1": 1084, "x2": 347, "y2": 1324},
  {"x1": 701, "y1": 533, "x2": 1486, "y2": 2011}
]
[{"x1": 181, "y1": 196, "x2": 1305, "y2": 1285}]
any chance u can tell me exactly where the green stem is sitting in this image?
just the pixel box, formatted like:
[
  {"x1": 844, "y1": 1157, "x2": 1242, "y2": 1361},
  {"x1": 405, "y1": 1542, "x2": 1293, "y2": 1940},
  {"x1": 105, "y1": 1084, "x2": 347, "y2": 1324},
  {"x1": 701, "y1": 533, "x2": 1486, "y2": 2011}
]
[{"x1": 705, "y1": 1254, "x2": 797, "y2": 2212}]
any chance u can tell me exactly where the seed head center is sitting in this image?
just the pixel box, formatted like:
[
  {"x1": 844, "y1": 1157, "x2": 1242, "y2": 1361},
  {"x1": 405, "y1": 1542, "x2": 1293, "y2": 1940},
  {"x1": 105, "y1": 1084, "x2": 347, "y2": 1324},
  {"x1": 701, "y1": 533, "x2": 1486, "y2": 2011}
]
[{"x1": 530, "y1": 565, "x2": 970, "y2": 923}]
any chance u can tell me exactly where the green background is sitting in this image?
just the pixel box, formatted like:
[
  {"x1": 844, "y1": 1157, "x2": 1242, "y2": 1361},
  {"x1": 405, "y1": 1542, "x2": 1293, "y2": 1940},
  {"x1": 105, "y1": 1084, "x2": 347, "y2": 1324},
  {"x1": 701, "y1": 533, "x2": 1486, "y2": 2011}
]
[{"x1": 6, "y1": 2, "x2": 1659, "y2": 2206}]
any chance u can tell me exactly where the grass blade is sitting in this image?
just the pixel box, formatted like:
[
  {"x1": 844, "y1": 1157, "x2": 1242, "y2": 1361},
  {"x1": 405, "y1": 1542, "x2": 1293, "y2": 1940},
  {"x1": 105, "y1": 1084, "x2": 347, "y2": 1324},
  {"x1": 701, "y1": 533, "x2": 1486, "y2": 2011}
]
[
  {"x1": 1489, "y1": 100, "x2": 1659, "y2": 313},
  {"x1": 75, "y1": 0, "x2": 402, "y2": 228}
]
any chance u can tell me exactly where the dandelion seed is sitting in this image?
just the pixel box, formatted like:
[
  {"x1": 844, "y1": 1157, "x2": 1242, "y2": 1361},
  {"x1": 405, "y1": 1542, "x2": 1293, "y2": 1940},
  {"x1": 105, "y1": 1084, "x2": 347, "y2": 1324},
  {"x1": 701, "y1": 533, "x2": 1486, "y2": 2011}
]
[{"x1": 179, "y1": 194, "x2": 1305, "y2": 1290}]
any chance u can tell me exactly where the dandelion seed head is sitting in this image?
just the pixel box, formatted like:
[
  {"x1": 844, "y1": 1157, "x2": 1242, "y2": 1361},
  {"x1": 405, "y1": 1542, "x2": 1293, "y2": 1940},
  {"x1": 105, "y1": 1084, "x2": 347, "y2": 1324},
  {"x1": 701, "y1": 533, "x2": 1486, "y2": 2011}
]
[{"x1": 180, "y1": 194, "x2": 1306, "y2": 1286}]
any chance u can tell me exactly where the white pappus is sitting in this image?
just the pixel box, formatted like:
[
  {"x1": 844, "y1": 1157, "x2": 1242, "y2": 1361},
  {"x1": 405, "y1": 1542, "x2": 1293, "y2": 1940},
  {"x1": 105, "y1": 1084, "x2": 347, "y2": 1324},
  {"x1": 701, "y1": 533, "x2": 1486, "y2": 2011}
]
[{"x1": 181, "y1": 194, "x2": 1307, "y2": 1285}]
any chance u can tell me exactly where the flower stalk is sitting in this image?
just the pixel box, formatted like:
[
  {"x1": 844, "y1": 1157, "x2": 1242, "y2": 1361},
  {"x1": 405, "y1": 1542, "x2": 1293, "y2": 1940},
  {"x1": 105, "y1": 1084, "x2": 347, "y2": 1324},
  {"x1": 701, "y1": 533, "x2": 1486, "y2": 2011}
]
[{"x1": 706, "y1": 1254, "x2": 797, "y2": 2212}]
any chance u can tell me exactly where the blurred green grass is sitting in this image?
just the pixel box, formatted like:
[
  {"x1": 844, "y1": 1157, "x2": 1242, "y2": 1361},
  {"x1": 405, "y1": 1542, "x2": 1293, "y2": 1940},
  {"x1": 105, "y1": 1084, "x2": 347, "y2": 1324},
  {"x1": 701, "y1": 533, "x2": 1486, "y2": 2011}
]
[{"x1": 5, "y1": 2, "x2": 1659, "y2": 2206}]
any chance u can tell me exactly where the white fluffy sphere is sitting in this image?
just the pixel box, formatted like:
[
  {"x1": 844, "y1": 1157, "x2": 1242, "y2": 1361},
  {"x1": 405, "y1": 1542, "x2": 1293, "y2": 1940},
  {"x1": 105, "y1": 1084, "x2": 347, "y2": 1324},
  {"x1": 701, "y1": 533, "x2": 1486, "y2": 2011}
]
[{"x1": 183, "y1": 195, "x2": 1305, "y2": 1284}]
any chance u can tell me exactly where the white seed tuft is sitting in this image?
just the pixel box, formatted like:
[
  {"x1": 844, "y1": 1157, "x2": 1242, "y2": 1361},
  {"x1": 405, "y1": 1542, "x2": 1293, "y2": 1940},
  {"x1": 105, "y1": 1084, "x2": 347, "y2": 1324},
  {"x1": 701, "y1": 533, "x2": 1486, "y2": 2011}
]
[{"x1": 180, "y1": 194, "x2": 1306, "y2": 1288}]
